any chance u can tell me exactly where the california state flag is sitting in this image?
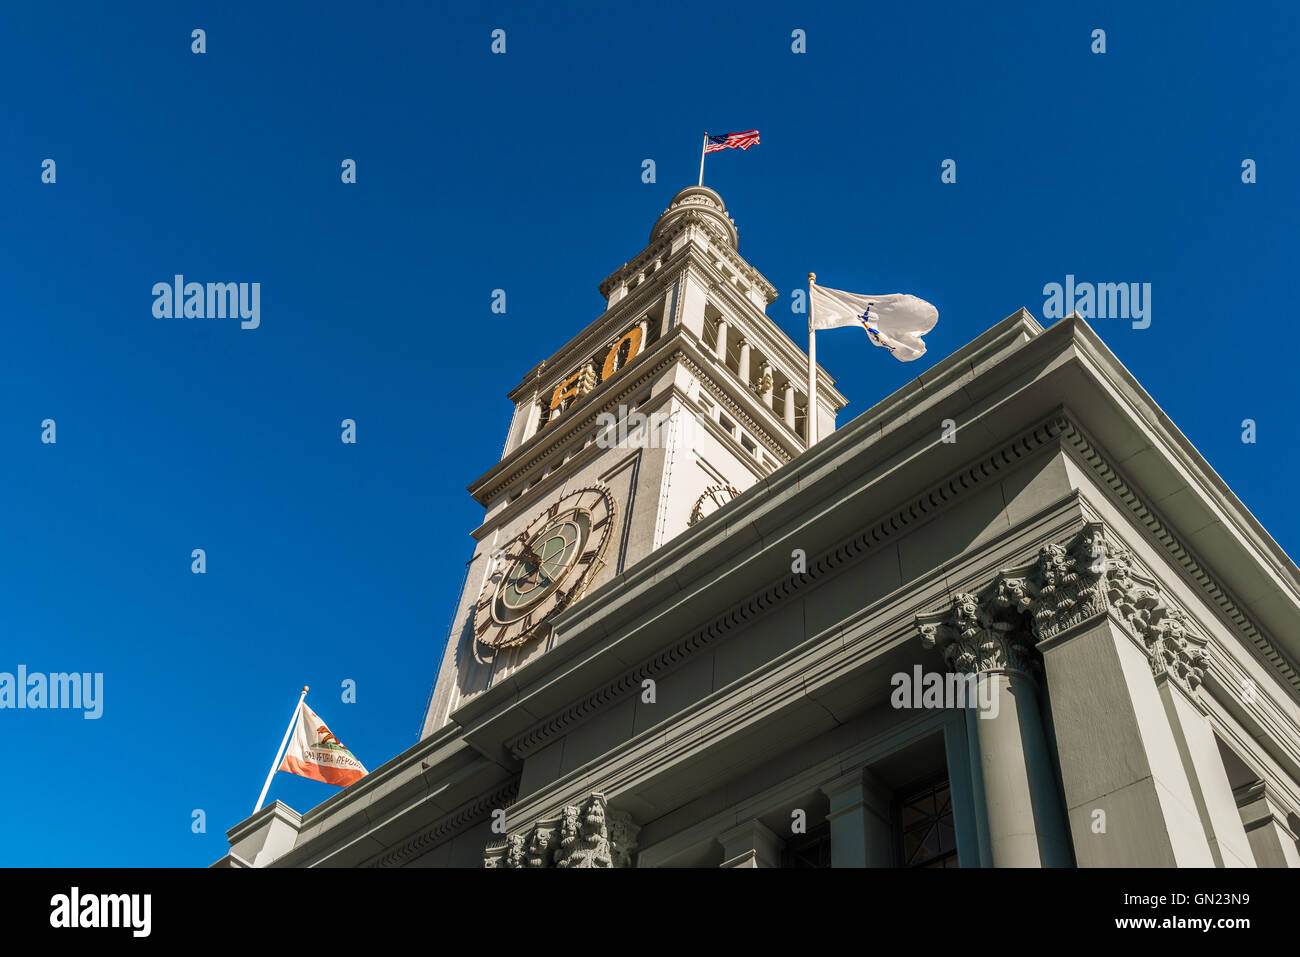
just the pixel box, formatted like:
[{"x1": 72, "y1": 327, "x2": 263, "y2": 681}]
[{"x1": 279, "y1": 702, "x2": 367, "y2": 787}]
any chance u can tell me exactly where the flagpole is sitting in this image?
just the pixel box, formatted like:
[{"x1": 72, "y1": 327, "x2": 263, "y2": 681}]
[
  {"x1": 698, "y1": 133, "x2": 707, "y2": 186},
  {"x1": 253, "y1": 686, "x2": 308, "y2": 815},
  {"x1": 806, "y1": 273, "x2": 817, "y2": 449}
]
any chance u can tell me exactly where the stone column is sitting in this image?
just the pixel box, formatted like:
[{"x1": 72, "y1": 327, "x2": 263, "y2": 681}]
[
  {"x1": 760, "y1": 363, "x2": 775, "y2": 409},
  {"x1": 714, "y1": 318, "x2": 728, "y2": 361},
  {"x1": 718, "y1": 819, "x2": 785, "y2": 868},
  {"x1": 737, "y1": 338, "x2": 751, "y2": 384},
  {"x1": 997, "y1": 523, "x2": 1219, "y2": 866},
  {"x1": 820, "y1": 769, "x2": 895, "y2": 867},
  {"x1": 783, "y1": 384, "x2": 796, "y2": 430},
  {"x1": 1235, "y1": 780, "x2": 1300, "y2": 867},
  {"x1": 1157, "y1": 665, "x2": 1256, "y2": 867},
  {"x1": 918, "y1": 597, "x2": 1071, "y2": 867}
]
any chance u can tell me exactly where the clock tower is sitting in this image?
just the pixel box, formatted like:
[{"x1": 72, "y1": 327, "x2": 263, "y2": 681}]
[{"x1": 420, "y1": 186, "x2": 847, "y2": 738}]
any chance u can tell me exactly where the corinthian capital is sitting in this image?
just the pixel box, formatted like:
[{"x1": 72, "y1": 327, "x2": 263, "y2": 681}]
[
  {"x1": 996, "y1": 523, "x2": 1208, "y2": 693},
  {"x1": 916, "y1": 592, "x2": 1039, "y2": 678},
  {"x1": 916, "y1": 524, "x2": 1211, "y2": 695},
  {"x1": 1135, "y1": 603, "x2": 1209, "y2": 692}
]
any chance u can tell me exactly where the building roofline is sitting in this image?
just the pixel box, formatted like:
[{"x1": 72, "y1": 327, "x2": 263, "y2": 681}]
[{"x1": 450, "y1": 308, "x2": 1300, "y2": 739}]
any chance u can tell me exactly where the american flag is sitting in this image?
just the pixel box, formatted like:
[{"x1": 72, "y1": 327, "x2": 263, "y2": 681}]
[{"x1": 705, "y1": 130, "x2": 760, "y2": 153}]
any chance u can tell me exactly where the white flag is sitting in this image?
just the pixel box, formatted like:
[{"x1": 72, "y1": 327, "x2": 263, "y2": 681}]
[
  {"x1": 278, "y1": 701, "x2": 367, "y2": 787},
  {"x1": 810, "y1": 284, "x2": 938, "y2": 362}
]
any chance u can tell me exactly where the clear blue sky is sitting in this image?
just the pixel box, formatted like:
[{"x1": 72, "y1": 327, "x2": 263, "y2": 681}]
[{"x1": 2, "y1": 1, "x2": 1296, "y2": 866}]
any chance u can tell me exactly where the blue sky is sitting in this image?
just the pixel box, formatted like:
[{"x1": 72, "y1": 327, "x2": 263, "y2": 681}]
[{"x1": 2, "y1": 1, "x2": 1296, "y2": 866}]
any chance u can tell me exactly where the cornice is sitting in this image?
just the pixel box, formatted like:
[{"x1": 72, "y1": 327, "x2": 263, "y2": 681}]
[
  {"x1": 1058, "y1": 418, "x2": 1300, "y2": 694},
  {"x1": 1066, "y1": 319, "x2": 1300, "y2": 601},
  {"x1": 597, "y1": 240, "x2": 680, "y2": 299},
  {"x1": 507, "y1": 252, "x2": 689, "y2": 405},
  {"x1": 472, "y1": 332, "x2": 685, "y2": 505},
  {"x1": 502, "y1": 408, "x2": 1300, "y2": 760},
  {"x1": 598, "y1": 235, "x2": 690, "y2": 302},
  {"x1": 694, "y1": 261, "x2": 837, "y2": 400},
  {"x1": 360, "y1": 778, "x2": 520, "y2": 869},
  {"x1": 225, "y1": 800, "x2": 301, "y2": 845},
  {"x1": 678, "y1": 341, "x2": 800, "y2": 463},
  {"x1": 685, "y1": 215, "x2": 779, "y2": 303},
  {"x1": 475, "y1": 326, "x2": 807, "y2": 507},
  {"x1": 470, "y1": 384, "x2": 688, "y2": 539},
  {"x1": 504, "y1": 411, "x2": 1076, "y2": 758}
]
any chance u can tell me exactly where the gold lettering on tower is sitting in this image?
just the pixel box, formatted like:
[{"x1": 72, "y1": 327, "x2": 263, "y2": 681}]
[
  {"x1": 550, "y1": 364, "x2": 597, "y2": 413},
  {"x1": 546, "y1": 323, "x2": 647, "y2": 423},
  {"x1": 601, "y1": 326, "x2": 644, "y2": 381}
]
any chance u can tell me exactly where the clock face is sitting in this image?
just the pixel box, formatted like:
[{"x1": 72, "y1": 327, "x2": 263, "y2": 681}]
[
  {"x1": 689, "y1": 484, "x2": 740, "y2": 525},
  {"x1": 475, "y1": 485, "x2": 615, "y2": 650}
]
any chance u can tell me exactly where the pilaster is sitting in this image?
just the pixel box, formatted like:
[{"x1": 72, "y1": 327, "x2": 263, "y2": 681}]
[
  {"x1": 819, "y1": 769, "x2": 895, "y2": 867},
  {"x1": 992, "y1": 522, "x2": 1223, "y2": 866},
  {"x1": 718, "y1": 819, "x2": 785, "y2": 868},
  {"x1": 1235, "y1": 780, "x2": 1300, "y2": 867}
]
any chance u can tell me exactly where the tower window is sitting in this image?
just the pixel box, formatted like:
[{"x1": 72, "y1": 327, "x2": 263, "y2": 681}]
[
  {"x1": 719, "y1": 413, "x2": 735, "y2": 435},
  {"x1": 644, "y1": 305, "x2": 664, "y2": 346}
]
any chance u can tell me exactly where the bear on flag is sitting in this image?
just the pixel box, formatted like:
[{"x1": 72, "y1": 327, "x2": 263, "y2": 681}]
[{"x1": 279, "y1": 700, "x2": 367, "y2": 787}]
